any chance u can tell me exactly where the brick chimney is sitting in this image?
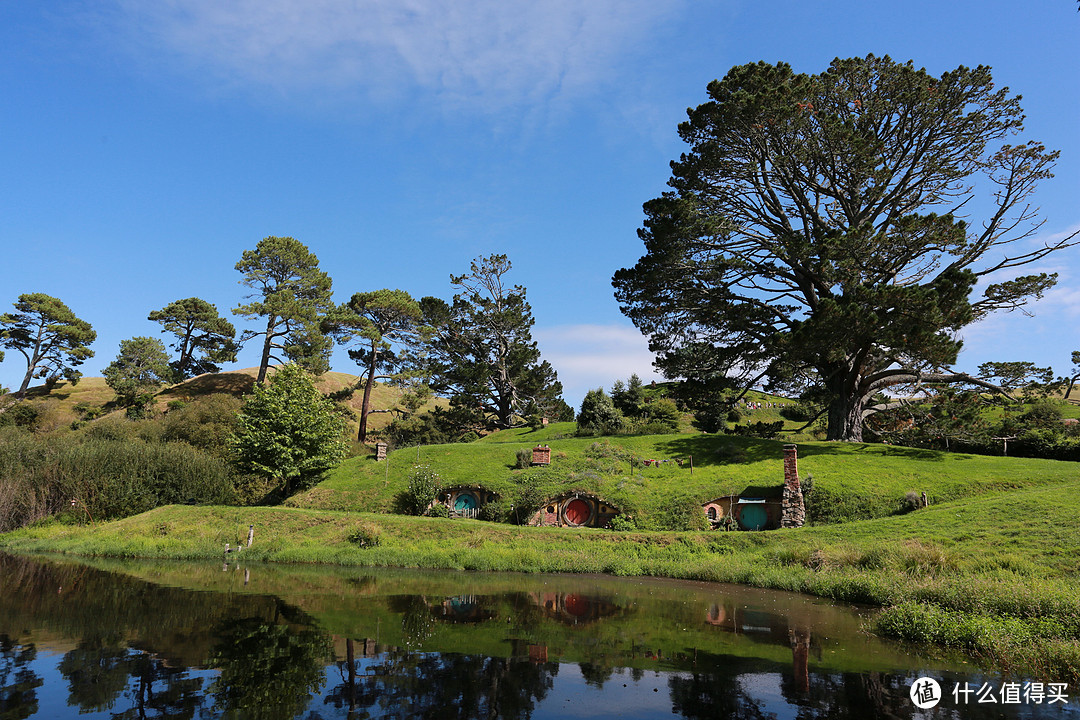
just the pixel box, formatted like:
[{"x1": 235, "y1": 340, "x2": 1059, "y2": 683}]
[{"x1": 781, "y1": 444, "x2": 805, "y2": 528}]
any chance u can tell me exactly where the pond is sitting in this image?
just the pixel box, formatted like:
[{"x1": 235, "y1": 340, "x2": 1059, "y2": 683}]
[{"x1": 1, "y1": 552, "x2": 1075, "y2": 719}]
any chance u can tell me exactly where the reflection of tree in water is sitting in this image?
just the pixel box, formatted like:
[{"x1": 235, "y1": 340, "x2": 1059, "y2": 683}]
[
  {"x1": 1, "y1": 636, "x2": 43, "y2": 720},
  {"x1": 325, "y1": 649, "x2": 558, "y2": 720},
  {"x1": 111, "y1": 655, "x2": 204, "y2": 720},
  {"x1": 209, "y1": 614, "x2": 332, "y2": 720},
  {"x1": 669, "y1": 671, "x2": 777, "y2": 720},
  {"x1": 58, "y1": 638, "x2": 131, "y2": 713},
  {"x1": 578, "y1": 662, "x2": 615, "y2": 689},
  {"x1": 57, "y1": 637, "x2": 205, "y2": 719}
]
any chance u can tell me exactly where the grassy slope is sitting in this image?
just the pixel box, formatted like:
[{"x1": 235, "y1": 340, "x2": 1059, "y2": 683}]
[
  {"x1": 6, "y1": 367, "x2": 441, "y2": 439},
  {"x1": 5, "y1": 479, "x2": 1080, "y2": 677},
  {"x1": 289, "y1": 422, "x2": 1080, "y2": 527}
]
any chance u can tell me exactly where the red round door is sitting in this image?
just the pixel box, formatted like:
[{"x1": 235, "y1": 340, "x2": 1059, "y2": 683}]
[{"x1": 564, "y1": 498, "x2": 591, "y2": 525}]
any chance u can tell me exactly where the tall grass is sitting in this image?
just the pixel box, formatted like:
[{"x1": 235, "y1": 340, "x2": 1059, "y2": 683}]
[{"x1": 0, "y1": 427, "x2": 235, "y2": 531}]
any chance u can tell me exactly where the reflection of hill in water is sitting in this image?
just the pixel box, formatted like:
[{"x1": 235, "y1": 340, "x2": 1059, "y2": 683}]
[{"x1": 1, "y1": 553, "x2": 972, "y2": 679}]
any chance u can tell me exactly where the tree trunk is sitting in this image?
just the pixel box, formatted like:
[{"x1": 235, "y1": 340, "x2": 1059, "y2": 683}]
[
  {"x1": 1065, "y1": 375, "x2": 1079, "y2": 400},
  {"x1": 825, "y1": 379, "x2": 865, "y2": 442},
  {"x1": 358, "y1": 345, "x2": 378, "y2": 443},
  {"x1": 15, "y1": 327, "x2": 44, "y2": 399},
  {"x1": 16, "y1": 365, "x2": 34, "y2": 399},
  {"x1": 256, "y1": 316, "x2": 277, "y2": 384}
]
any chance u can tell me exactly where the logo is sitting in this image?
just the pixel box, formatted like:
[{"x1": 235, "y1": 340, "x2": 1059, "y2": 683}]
[{"x1": 910, "y1": 677, "x2": 942, "y2": 709}]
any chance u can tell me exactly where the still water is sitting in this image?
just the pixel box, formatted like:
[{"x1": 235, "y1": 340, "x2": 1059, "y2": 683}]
[{"x1": 1, "y1": 552, "x2": 1075, "y2": 719}]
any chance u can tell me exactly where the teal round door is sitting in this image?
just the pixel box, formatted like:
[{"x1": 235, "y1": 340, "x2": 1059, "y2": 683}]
[
  {"x1": 454, "y1": 492, "x2": 477, "y2": 512},
  {"x1": 738, "y1": 504, "x2": 767, "y2": 531}
]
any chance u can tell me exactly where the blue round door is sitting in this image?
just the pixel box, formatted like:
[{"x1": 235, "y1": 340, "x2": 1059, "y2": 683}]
[{"x1": 454, "y1": 492, "x2": 477, "y2": 512}]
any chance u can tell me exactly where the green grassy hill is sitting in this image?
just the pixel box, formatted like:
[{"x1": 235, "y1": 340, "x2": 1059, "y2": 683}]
[{"x1": 287, "y1": 422, "x2": 1080, "y2": 529}]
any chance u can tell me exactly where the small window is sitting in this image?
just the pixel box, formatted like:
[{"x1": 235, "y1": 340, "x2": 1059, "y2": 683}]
[
  {"x1": 547, "y1": 506, "x2": 555, "y2": 513},
  {"x1": 707, "y1": 507, "x2": 717, "y2": 521}
]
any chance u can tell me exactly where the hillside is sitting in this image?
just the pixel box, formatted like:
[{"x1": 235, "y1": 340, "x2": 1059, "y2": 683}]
[
  {"x1": 287, "y1": 422, "x2": 1080, "y2": 529},
  {"x1": 4, "y1": 367, "x2": 441, "y2": 439}
]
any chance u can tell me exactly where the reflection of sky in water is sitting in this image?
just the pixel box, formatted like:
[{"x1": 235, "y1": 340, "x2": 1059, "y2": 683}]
[
  {"x1": 533, "y1": 666, "x2": 676, "y2": 719},
  {"x1": 739, "y1": 672, "x2": 799, "y2": 720}
]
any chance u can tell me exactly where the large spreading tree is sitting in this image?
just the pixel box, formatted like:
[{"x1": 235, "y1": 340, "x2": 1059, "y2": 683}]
[
  {"x1": 323, "y1": 289, "x2": 426, "y2": 444},
  {"x1": 148, "y1": 297, "x2": 239, "y2": 379},
  {"x1": 233, "y1": 237, "x2": 334, "y2": 384},
  {"x1": 422, "y1": 254, "x2": 563, "y2": 430},
  {"x1": 613, "y1": 55, "x2": 1077, "y2": 441},
  {"x1": 1, "y1": 293, "x2": 96, "y2": 398}
]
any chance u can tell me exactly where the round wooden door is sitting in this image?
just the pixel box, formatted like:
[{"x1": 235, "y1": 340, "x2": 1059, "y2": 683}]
[
  {"x1": 454, "y1": 492, "x2": 477, "y2": 512},
  {"x1": 564, "y1": 498, "x2": 591, "y2": 526}
]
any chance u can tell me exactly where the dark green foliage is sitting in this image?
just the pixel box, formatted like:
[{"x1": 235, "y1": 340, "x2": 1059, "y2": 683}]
[
  {"x1": 233, "y1": 236, "x2": 334, "y2": 384},
  {"x1": 103, "y1": 336, "x2": 173, "y2": 407},
  {"x1": 161, "y1": 393, "x2": 242, "y2": 456},
  {"x1": 730, "y1": 420, "x2": 784, "y2": 439},
  {"x1": 148, "y1": 297, "x2": 239, "y2": 379},
  {"x1": 383, "y1": 406, "x2": 476, "y2": 447},
  {"x1": 1017, "y1": 401, "x2": 1065, "y2": 431},
  {"x1": 426, "y1": 503, "x2": 450, "y2": 519},
  {"x1": 644, "y1": 397, "x2": 680, "y2": 430},
  {"x1": 0, "y1": 403, "x2": 40, "y2": 430},
  {"x1": 478, "y1": 498, "x2": 511, "y2": 522},
  {"x1": 421, "y1": 255, "x2": 564, "y2": 430},
  {"x1": 230, "y1": 363, "x2": 348, "y2": 495},
  {"x1": 779, "y1": 402, "x2": 818, "y2": 423},
  {"x1": 1, "y1": 293, "x2": 96, "y2": 398},
  {"x1": 611, "y1": 374, "x2": 646, "y2": 417},
  {"x1": 576, "y1": 388, "x2": 622, "y2": 432},
  {"x1": 613, "y1": 55, "x2": 1075, "y2": 442}
]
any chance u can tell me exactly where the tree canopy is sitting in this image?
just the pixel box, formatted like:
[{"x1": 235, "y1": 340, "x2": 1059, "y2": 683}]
[
  {"x1": 233, "y1": 236, "x2": 334, "y2": 384},
  {"x1": 324, "y1": 288, "x2": 426, "y2": 444},
  {"x1": 422, "y1": 254, "x2": 563, "y2": 430},
  {"x1": 102, "y1": 336, "x2": 173, "y2": 408},
  {"x1": 148, "y1": 297, "x2": 238, "y2": 379},
  {"x1": 613, "y1": 55, "x2": 1077, "y2": 441},
  {"x1": 0, "y1": 293, "x2": 96, "y2": 398},
  {"x1": 230, "y1": 363, "x2": 347, "y2": 495}
]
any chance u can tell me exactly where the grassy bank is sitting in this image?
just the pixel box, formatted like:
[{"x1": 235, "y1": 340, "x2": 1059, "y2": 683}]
[
  {"x1": 290, "y1": 424, "x2": 1080, "y2": 526},
  {"x1": 5, "y1": 479, "x2": 1080, "y2": 680}
]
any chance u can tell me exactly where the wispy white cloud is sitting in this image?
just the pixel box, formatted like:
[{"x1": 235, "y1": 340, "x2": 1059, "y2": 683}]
[
  {"x1": 534, "y1": 323, "x2": 663, "y2": 406},
  {"x1": 108, "y1": 0, "x2": 683, "y2": 113}
]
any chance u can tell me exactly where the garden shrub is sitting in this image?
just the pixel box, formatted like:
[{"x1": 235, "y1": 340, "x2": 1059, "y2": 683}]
[{"x1": 404, "y1": 465, "x2": 441, "y2": 516}]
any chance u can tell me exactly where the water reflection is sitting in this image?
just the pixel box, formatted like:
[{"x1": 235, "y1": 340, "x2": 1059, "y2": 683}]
[{"x1": 0, "y1": 553, "x2": 1076, "y2": 719}]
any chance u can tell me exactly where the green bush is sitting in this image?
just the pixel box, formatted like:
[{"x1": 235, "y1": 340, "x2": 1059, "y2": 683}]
[
  {"x1": 426, "y1": 503, "x2": 450, "y2": 518},
  {"x1": 515, "y1": 448, "x2": 532, "y2": 469},
  {"x1": 162, "y1": 393, "x2": 242, "y2": 456},
  {"x1": 404, "y1": 465, "x2": 441, "y2": 516},
  {"x1": 347, "y1": 523, "x2": 382, "y2": 547},
  {"x1": 577, "y1": 388, "x2": 623, "y2": 432}
]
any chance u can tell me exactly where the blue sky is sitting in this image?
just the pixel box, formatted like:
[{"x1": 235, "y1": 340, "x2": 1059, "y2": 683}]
[{"x1": 1, "y1": 0, "x2": 1077, "y2": 407}]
